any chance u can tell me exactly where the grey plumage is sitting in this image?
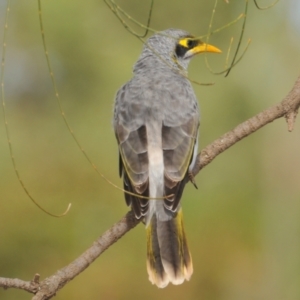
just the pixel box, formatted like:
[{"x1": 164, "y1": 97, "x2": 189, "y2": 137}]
[{"x1": 113, "y1": 28, "x2": 221, "y2": 287}]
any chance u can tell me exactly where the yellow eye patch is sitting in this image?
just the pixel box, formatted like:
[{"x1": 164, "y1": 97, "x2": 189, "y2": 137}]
[
  {"x1": 178, "y1": 38, "x2": 189, "y2": 48},
  {"x1": 178, "y1": 38, "x2": 199, "y2": 49}
]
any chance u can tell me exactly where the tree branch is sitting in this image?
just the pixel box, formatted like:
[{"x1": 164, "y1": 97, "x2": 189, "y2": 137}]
[
  {"x1": 1, "y1": 76, "x2": 300, "y2": 299},
  {"x1": 0, "y1": 275, "x2": 39, "y2": 294}
]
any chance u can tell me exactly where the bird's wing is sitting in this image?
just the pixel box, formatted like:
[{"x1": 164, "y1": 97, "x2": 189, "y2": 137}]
[
  {"x1": 162, "y1": 113, "x2": 199, "y2": 212},
  {"x1": 114, "y1": 84, "x2": 149, "y2": 218},
  {"x1": 159, "y1": 77, "x2": 200, "y2": 212}
]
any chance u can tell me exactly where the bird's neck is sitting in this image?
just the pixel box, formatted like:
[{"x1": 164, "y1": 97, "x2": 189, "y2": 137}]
[{"x1": 133, "y1": 54, "x2": 188, "y2": 77}]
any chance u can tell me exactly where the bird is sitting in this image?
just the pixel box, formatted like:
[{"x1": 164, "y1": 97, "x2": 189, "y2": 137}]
[{"x1": 113, "y1": 28, "x2": 221, "y2": 288}]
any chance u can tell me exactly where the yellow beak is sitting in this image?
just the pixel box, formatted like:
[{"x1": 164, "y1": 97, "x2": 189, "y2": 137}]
[{"x1": 192, "y1": 43, "x2": 222, "y2": 54}]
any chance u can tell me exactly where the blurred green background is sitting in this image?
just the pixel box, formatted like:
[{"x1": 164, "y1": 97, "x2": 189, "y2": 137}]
[{"x1": 0, "y1": 0, "x2": 300, "y2": 299}]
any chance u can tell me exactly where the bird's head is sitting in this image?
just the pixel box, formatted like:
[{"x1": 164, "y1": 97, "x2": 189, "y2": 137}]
[{"x1": 135, "y1": 28, "x2": 221, "y2": 72}]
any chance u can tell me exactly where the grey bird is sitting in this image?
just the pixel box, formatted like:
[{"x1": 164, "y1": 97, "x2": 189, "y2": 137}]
[{"x1": 113, "y1": 28, "x2": 221, "y2": 288}]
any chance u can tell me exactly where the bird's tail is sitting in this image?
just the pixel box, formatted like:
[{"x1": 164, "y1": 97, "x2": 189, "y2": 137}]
[{"x1": 146, "y1": 208, "x2": 193, "y2": 288}]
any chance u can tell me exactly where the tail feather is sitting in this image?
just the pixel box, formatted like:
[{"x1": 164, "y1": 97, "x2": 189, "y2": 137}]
[
  {"x1": 146, "y1": 208, "x2": 193, "y2": 288},
  {"x1": 146, "y1": 216, "x2": 169, "y2": 288}
]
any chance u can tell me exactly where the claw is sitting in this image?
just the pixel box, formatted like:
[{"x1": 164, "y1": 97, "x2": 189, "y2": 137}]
[{"x1": 188, "y1": 172, "x2": 198, "y2": 189}]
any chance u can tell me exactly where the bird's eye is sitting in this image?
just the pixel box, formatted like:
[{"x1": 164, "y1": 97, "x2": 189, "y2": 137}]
[{"x1": 187, "y1": 39, "x2": 197, "y2": 49}]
